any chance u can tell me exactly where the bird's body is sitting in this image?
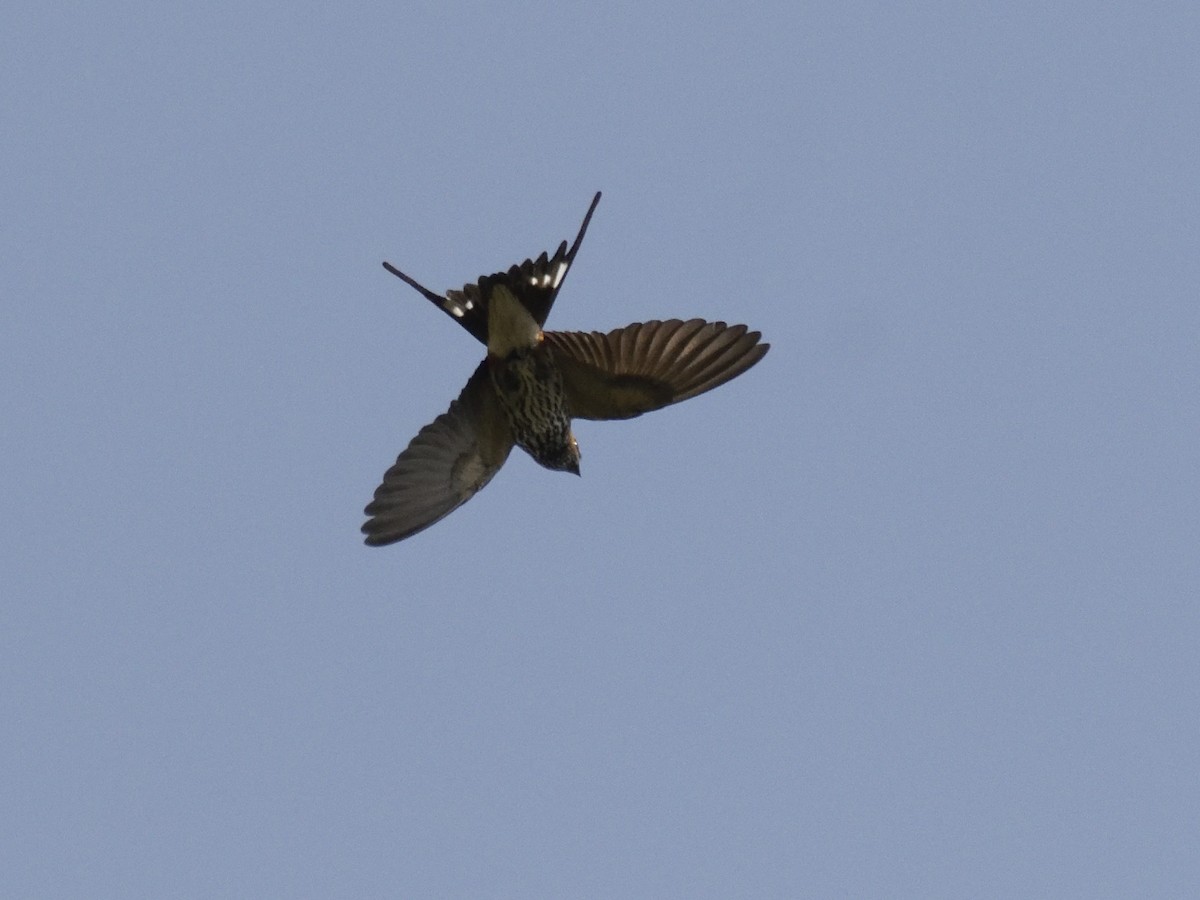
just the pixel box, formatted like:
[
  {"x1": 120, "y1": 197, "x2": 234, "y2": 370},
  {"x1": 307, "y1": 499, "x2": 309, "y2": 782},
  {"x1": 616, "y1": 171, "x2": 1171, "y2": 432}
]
[
  {"x1": 489, "y1": 345, "x2": 580, "y2": 474},
  {"x1": 485, "y1": 283, "x2": 580, "y2": 474},
  {"x1": 362, "y1": 193, "x2": 769, "y2": 545}
]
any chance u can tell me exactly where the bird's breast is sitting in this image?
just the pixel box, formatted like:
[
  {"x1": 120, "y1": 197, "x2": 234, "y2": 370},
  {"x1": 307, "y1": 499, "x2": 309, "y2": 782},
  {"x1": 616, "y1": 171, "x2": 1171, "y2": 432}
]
[{"x1": 488, "y1": 348, "x2": 574, "y2": 468}]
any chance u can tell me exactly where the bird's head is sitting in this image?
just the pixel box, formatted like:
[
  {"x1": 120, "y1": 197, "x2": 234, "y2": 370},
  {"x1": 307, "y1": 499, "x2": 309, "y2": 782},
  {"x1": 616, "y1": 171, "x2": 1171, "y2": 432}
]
[{"x1": 543, "y1": 432, "x2": 582, "y2": 476}]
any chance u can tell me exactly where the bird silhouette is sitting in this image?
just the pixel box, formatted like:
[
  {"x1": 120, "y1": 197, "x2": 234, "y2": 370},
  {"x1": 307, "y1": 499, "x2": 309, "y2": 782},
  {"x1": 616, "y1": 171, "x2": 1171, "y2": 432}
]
[{"x1": 362, "y1": 192, "x2": 769, "y2": 545}]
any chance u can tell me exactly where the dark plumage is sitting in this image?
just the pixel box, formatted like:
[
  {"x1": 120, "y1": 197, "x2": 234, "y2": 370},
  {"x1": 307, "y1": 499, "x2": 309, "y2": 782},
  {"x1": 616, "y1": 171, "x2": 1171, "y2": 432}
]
[{"x1": 362, "y1": 193, "x2": 769, "y2": 546}]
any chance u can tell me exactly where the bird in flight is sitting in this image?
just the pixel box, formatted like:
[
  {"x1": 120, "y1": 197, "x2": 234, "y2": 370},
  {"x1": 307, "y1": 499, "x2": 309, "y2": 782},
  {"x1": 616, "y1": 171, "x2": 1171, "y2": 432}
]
[{"x1": 362, "y1": 192, "x2": 769, "y2": 546}]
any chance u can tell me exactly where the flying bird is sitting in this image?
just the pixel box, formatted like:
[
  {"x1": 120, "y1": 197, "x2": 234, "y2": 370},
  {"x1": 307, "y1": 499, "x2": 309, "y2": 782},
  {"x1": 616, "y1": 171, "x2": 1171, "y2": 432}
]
[{"x1": 362, "y1": 192, "x2": 769, "y2": 545}]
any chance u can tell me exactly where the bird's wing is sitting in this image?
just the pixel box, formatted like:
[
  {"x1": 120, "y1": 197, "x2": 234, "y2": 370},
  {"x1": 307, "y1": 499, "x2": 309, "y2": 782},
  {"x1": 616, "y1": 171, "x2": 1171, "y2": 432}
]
[
  {"x1": 546, "y1": 319, "x2": 769, "y2": 421},
  {"x1": 383, "y1": 192, "x2": 602, "y2": 345},
  {"x1": 362, "y1": 362, "x2": 513, "y2": 546}
]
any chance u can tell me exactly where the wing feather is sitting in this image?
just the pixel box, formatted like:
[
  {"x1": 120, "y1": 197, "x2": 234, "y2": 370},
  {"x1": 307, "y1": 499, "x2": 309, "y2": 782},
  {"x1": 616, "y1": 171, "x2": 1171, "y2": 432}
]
[
  {"x1": 546, "y1": 319, "x2": 769, "y2": 421},
  {"x1": 361, "y1": 363, "x2": 513, "y2": 545}
]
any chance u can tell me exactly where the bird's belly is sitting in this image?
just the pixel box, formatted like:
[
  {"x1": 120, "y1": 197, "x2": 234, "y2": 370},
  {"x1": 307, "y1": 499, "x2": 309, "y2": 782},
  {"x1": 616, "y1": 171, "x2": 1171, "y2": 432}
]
[{"x1": 489, "y1": 350, "x2": 573, "y2": 466}]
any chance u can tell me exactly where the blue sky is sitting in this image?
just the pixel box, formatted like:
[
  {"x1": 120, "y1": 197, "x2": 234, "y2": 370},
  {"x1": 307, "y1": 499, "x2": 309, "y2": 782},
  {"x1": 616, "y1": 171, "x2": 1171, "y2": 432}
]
[{"x1": 5, "y1": 2, "x2": 1198, "y2": 896}]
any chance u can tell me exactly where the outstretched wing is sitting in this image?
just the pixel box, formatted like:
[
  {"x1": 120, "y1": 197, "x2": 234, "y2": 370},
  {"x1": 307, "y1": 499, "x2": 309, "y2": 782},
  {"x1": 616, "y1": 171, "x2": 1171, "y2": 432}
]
[
  {"x1": 547, "y1": 319, "x2": 769, "y2": 421},
  {"x1": 382, "y1": 192, "x2": 602, "y2": 345},
  {"x1": 362, "y1": 362, "x2": 513, "y2": 546}
]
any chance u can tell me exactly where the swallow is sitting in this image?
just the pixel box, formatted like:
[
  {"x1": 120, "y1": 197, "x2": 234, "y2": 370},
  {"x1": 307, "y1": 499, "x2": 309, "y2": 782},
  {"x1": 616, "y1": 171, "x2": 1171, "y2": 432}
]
[{"x1": 362, "y1": 192, "x2": 769, "y2": 545}]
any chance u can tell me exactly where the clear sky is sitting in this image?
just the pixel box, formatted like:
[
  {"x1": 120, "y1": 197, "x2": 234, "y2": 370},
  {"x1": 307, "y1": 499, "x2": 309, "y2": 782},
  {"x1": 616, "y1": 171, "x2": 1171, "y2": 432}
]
[{"x1": 5, "y1": 2, "x2": 1198, "y2": 897}]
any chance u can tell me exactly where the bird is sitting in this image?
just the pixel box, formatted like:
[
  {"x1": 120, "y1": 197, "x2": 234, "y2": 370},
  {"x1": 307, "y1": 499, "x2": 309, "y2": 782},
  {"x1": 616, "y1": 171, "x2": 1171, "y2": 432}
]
[{"x1": 362, "y1": 192, "x2": 769, "y2": 546}]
